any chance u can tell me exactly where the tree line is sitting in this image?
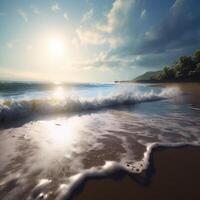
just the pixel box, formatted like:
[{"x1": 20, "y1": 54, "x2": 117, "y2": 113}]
[{"x1": 151, "y1": 49, "x2": 200, "y2": 81}]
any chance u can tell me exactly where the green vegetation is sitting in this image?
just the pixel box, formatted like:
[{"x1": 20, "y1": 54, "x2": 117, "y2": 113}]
[
  {"x1": 134, "y1": 71, "x2": 162, "y2": 81},
  {"x1": 150, "y1": 49, "x2": 200, "y2": 82}
]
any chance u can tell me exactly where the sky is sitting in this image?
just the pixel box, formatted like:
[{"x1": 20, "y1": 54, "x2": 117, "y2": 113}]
[{"x1": 0, "y1": 0, "x2": 200, "y2": 82}]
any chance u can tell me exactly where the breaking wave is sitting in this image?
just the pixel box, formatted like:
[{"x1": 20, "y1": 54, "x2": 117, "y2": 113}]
[{"x1": 0, "y1": 88, "x2": 178, "y2": 122}]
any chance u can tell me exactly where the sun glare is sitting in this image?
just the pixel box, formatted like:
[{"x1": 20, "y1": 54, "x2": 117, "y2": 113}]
[
  {"x1": 53, "y1": 86, "x2": 65, "y2": 99},
  {"x1": 48, "y1": 37, "x2": 65, "y2": 58}
]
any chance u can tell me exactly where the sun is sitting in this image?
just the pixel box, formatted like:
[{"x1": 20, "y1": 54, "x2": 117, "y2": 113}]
[{"x1": 48, "y1": 37, "x2": 65, "y2": 58}]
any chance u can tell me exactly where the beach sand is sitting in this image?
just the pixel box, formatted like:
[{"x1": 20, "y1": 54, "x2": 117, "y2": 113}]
[
  {"x1": 72, "y1": 83, "x2": 200, "y2": 200},
  {"x1": 1, "y1": 83, "x2": 200, "y2": 200},
  {"x1": 154, "y1": 82, "x2": 200, "y2": 107},
  {"x1": 73, "y1": 146, "x2": 200, "y2": 200}
]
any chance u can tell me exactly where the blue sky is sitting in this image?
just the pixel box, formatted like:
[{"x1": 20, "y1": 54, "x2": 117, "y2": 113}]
[{"x1": 0, "y1": 0, "x2": 199, "y2": 82}]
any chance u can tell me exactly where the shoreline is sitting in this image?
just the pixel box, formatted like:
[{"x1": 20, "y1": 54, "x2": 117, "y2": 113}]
[
  {"x1": 71, "y1": 146, "x2": 200, "y2": 200},
  {"x1": 115, "y1": 80, "x2": 200, "y2": 84},
  {"x1": 1, "y1": 83, "x2": 200, "y2": 199}
]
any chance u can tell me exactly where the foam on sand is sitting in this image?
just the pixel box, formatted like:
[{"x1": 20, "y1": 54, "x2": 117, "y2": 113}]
[
  {"x1": 0, "y1": 104, "x2": 200, "y2": 199},
  {"x1": 55, "y1": 142, "x2": 200, "y2": 200}
]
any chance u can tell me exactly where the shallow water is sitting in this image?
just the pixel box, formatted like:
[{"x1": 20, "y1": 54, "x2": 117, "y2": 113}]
[{"x1": 0, "y1": 82, "x2": 200, "y2": 199}]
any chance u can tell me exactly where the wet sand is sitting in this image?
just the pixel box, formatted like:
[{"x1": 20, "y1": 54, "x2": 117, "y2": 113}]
[
  {"x1": 153, "y1": 82, "x2": 200, "y2": 107},
  {"x1": 73, "y1": 146, "x2": 200, "y2": 200},
  {"x1": 1, "y1": 83, "x2": 200, "y2": 199}
]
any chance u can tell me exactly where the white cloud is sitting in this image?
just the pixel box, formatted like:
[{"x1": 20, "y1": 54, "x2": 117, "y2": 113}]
[
  {"x1": 73, "y1": 51, "x2": 139, "y2": 72},
  {"x1": 81, "y1": 9, "x2": 93, "y2": 23},
  {"x1": 99, "y1": 0, "x2": 136, "y2": 33},
  {"x1": 74, "y1": 0, "x2": 136, "y2": 50},
  {"x1": 18, "y1": 9, "x2": 28, "y2": 22},
  {"x1": 64, "y1": 12, "x2": 68, "y2": 21},
  {"x1": 76, "y1": 27, "x2": 105, "y2": 45},
  {"x1": 140, "y1": 9, "x2": 146, "y2": 19},
  {"x1": 51, "y1": 3, "x2": 60, "y2": 12},
  {"x1": 74, "y1": 0, "x2": 136, "y2": 48}
]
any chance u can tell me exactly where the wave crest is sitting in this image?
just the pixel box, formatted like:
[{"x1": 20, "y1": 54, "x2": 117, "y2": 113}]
[{"x1": 0, "y1": 88, "x2": 178, "y2": 122}]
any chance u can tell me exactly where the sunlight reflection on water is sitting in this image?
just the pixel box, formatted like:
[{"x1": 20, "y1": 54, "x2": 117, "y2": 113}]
[
  {"x1": 52, "y1": 86, "x2": 66, "y2": 99},
  {"x1": 32, "y1": 116, "x2": 90, "y2": 166},
  {"x1": 1, "y1": 84, "x2": 200, "y2": 199}
]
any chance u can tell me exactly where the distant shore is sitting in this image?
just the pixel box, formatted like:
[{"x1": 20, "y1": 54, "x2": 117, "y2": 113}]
[
  {"x1": 114, "y1": 80, "x2": 200, "y2": 83},
  {"x1": 122, "y1": 49, "x2": 200, "y2": 84},
  {"x1": 73, "y1": 146, "x2": 200, "y2": 200}
]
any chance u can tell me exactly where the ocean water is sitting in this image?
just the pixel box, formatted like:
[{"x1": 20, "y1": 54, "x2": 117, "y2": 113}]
[{"x1": 0, "y1": 82, "x2": 200, "y2": 199}]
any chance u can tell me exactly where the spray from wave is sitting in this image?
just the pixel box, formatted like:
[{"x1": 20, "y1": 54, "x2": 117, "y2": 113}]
[{"x1": 0, "y1": 87, "x2": 179, "y2": 122}]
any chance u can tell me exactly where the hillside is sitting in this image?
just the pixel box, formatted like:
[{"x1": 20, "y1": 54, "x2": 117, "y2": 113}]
[
  {"x1": 134, "y1": 49, "x2": 200, "y2": 82},
  {"x1": 134, "y1": 71, "x2": 161, "y2": 82}
]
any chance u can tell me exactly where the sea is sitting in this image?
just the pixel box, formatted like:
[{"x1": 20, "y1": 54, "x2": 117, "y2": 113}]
[{"x1": 0, "y1": 81, "x2": 200, "y2": 199}]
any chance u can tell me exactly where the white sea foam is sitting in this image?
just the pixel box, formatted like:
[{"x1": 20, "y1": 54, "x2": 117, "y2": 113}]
[
  {"x1": 0, "y1": 106, "x2": 200, "y2": 200},
  {"x1": 2, "y1": 84, "x2": 199, "y2": 200},
  {"x1": 0, "y1": 87, "x2": 178, "y2": 122},
  {"x1": 56, "y1": 141, "x2": 200, "y2": 200}
]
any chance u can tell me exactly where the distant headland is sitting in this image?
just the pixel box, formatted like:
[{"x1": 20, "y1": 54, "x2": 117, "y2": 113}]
[{"x1": 115, "y1": 49, "x2": 200, "y2": 83}]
